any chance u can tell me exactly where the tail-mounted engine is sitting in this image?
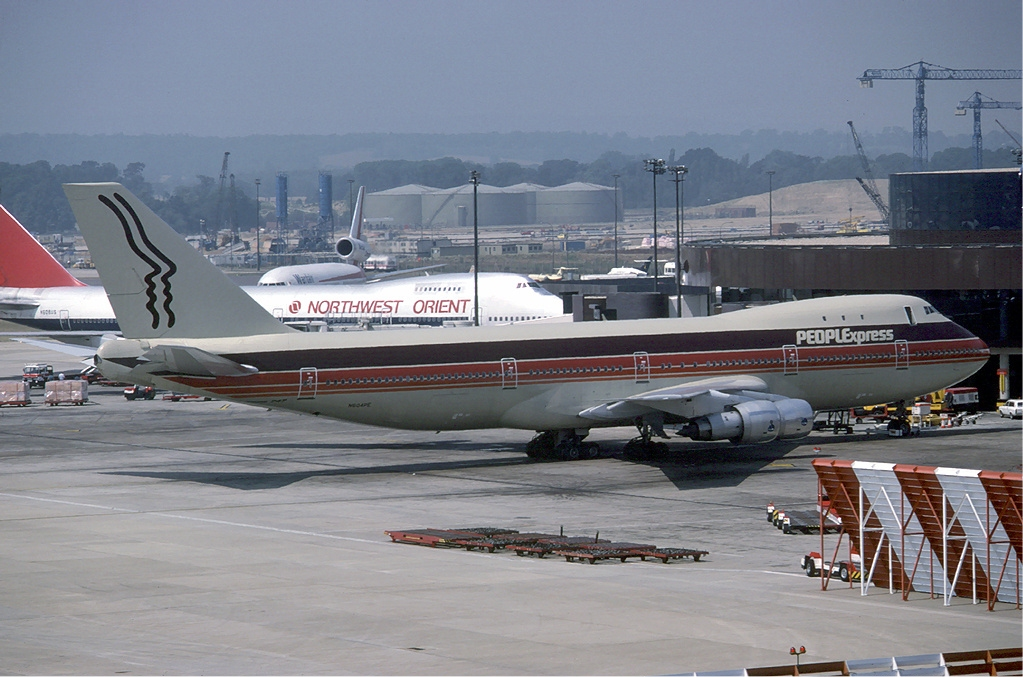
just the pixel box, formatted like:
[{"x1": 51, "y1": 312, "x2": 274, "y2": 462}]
[
  {"x1": 679, "y1": 398, "x2": 814, "y2": 444},
  {"x1": 335, "y1": 237, "x2": 371, "y2": 264}
]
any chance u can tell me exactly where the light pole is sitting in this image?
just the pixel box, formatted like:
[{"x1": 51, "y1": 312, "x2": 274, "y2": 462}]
[
  {"x1": 668, "y1": 165, "x2": 687, "y2": 317},
  {"x1": 766, "y1": 170, "x2": 775, "y2": 235},
  {"x1": 470, "y1": 170, "x2": 480, "y2": 326},
  {"x1": 612, "y1": 173, "x2": 620, "y2": 268},
  {"x1": 643, "y1": 158, "x2": 666, "y2": 285},
  {"x1": 254, "y1": 178, "x2": 261, "y2": 271}
]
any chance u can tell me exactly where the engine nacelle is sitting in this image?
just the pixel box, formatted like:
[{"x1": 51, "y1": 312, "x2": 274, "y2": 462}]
[
  {"x1": 335, "y1": 236, "x2": 371, "y2": 264},
  {"x1": 679, "y1": 398, "x2": 814, "y2": 444}
]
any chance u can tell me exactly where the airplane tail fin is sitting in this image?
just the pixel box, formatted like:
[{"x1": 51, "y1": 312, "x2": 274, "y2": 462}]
[
  {"x1": 348, "y1": 186, "x2": 365, "y2": 239},
  {"x1": 63, "y1": 183, "x2": 292, "y2": 340},
  {"x1": 0, "y1": 205, "x2": 87, "y2": 287}
]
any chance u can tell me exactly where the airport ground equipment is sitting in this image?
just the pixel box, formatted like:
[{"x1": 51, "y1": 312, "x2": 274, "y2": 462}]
[
  {"x1": 858, "y1": 61, "x2": 1022, "y2": 170},
  {"x1": 385, "y1": 527, "x2": 708, "y2": 566},
  {"x1": 0, "y1": 381, "x2": 31, "y2": 406},
  {"x1": 22, "y1": 363, "x2": 53, "y2": 388},
  {"x1": 44, "y1": 379, "x2": 88, "y2": 405}
]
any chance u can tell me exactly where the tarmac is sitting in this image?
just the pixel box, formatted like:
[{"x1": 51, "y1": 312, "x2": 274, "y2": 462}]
[{"x1": 0, "y1": 339, "x2": 1020, "y2": 675}]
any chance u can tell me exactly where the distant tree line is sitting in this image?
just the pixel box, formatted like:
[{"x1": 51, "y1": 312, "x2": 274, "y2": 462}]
[{"x1": 1, "y1": 146, "x2": 1016, "y2": 234}]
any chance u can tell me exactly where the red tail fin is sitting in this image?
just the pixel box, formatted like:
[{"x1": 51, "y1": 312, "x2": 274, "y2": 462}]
[{"x1": 0, "y1": 205, "x2": 86, "y2": 287}]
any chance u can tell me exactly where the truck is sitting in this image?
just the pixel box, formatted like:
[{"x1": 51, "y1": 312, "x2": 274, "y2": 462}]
[
  {"x1": 942, "y1": 387, "x2": 979, "y2": 414},
  {"x1": 22, "y1": 363, "x2": 54, "y2": 389}
]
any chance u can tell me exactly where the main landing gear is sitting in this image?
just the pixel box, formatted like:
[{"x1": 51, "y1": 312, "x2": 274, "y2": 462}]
[
  {"x1": 622, "y1": 416, "x2": 671, "y2": 461},
  {"x1": 526, "y1": 430, "x2": 600, "y2": 461}
]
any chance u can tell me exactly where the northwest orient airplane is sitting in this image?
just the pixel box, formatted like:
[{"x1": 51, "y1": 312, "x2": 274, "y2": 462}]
[
  {"x1": 0, "y1": 203, "x2": 565, "y2": 337},
  {"x1": 64, "y1": 183, "x2": 989, "y2": 460}
]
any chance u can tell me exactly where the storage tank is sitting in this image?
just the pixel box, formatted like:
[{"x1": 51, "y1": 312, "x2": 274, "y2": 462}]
[
  {"x1": 365, "y1": 184, "x2": 433, "y2": 226},
  {"x1": 536, "y1": 182, "x2": 616, "y2": 224},
  {"x1": 422, "y1": 184, "x2": 526, "y2": 228},
  {"x1": 504, "y1": 183, "x2": 545, "y2": 224}
]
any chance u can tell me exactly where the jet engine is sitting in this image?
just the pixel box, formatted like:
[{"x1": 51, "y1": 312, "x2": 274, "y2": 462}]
[
  {"x1": 335, "y1": 236, "x2": 371, "y2": 264},
  {"x1": 678, "y1": 398, "x2": 814, "y2": 444}
]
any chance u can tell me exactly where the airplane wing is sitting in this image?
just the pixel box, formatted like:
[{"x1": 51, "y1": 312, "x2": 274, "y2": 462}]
[
  {"x1": 137, "y1": 345, "x2": 258, "y2": 378},
  {"x1": 11, "y1": 336, "x2": 104, "y2": 358},
  {"x1": 578, "y1": 375, "x2": 814, "y2": 444},
  {"x1": 365, "y1": 264, "x2": 447, "y2": 283},
  {"x1": 578, "y1": 375, "x2": 771, "y2": 421}
]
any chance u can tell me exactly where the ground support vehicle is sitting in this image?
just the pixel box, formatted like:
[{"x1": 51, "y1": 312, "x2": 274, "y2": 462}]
[
  {"x1": 813, "y1": 410, "x2": 854, "y2": 435},
  {"x1": 781, "y1": 510, "x2": 843, "y2": 535},
  {"x1": 162, "y1": 392, "x2": 212, "y2": 402},
  {"x1": 22, "y1": 363, "x2": 53, "y2": 389},
  {"x1": 998, "y1": 399, "x2": 1023, "y2": 419},
  {"x1": 0, "y1": 381, "x2": 31, "y2": 407},
  {"x1": 123, "y1": 385, "x2": 155, "y2": 400},
  {"x1": 800, "y1": 551, "x2": 861, "y2": 582},
  {"x1": 553, "y1": 542, "x2": 657, "y2": 564},
  {"x1": 44, "y1": 380, "x2": 88, "y2": 406}
]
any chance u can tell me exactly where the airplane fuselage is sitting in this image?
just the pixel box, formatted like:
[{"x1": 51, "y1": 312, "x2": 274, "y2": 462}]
[
  {"x1": 0, "y1": 272, "x2": 565, "y2": 332},
  {"x1": 96, "y1": 294, "x2": 988, "y2": 433}
]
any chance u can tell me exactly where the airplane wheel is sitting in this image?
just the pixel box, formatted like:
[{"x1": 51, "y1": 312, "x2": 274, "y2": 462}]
[{"x1": 584, "y1": 442, "x2": 600, "y2": 460}]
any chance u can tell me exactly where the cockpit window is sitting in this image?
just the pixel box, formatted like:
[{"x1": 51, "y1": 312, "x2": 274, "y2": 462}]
[{"x1": 904, "y1": 306, "x2": 917, "y2": 326}]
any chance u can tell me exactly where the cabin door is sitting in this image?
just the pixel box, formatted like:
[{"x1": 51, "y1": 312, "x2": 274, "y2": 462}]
[
  {"x1": 895, "y1": 340, "x2": 910, "y2": 370},
  {"x1": 298, "y1": 367, "x2": 317, "y2": 399},
  {"x1": 633, "y1": 352, "x2": 650, "y2": 383},
  {"x1": 501, "y1": 358, "x2": 518, "y2": 389},
  {"x1": 782, "y1": 344, "x2": 799, "y2": 375},
  {"x1": 59, "y1": 310, "x2": 71, "y2": 330}
]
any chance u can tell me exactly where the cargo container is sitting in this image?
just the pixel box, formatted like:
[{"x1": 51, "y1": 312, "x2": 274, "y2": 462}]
[
  {"x1": 44, "y1": 379, "x2": 88, "y2": 406},
  {"x1": 0, "y1": 381, "x2": 31, "y2": 406}
]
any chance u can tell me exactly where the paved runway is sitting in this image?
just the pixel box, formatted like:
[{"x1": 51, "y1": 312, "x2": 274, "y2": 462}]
[{"x1": 0, "y1": 340, "x2": 1020, "y2": 674}]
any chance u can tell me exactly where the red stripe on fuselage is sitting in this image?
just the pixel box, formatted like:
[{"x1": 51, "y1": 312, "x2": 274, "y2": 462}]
[{"x1": 164, "y1": 335, "x2": 989, "y2": 401}]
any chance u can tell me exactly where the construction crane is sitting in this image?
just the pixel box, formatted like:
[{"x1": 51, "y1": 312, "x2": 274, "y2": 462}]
[
  {"x1": 994, "y1": 119, "x2": 1022, "y2": 166},
  {"x1": 213, "y1": 151, "x2": 230, "y2": 247},
  {"x1": 858, "y1": 61, "x2": 1021, "y2": 170},
  {"x1": 847, "y1": 121, "x2": 889, "y2": 223},
  {"x1": 954, "y1": 92, "x2": 1022, "y2": 169}
]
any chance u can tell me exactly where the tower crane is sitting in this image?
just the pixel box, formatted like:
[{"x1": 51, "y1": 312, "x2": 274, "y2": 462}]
[
  {"x1": 847, "y1": 121, "x2": 889, "y2": 223},
  {"x1": 857, "y1": 61, "x2": 1021, "y2": 170},
  {"x1": 954, "y1": 92, "x2": 1022, "y2": 169}
]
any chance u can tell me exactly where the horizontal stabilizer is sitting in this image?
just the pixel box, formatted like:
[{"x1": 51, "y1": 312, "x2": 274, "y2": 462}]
[{"x1": 139, "y1": 345, "x2": 258, "y2": 378}]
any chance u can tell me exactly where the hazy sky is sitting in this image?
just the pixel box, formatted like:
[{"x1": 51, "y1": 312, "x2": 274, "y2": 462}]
[{"x1": 1, "y1": 0, "x2": 1020, "y2": 138}]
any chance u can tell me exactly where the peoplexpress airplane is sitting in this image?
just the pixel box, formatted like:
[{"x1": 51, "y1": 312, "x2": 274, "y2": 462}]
[
  {"x1": 0, "y1": 203, "x2": 566, "y2": 342},
  {"x1": 62, "y1": 182, "x2": 989, "y2": 460}
]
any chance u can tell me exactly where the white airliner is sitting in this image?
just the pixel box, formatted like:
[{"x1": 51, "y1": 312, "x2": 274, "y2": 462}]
[
  {"x1": 255, "y1": 186, "x2": 441, "y2": 286},
  {"x1": 255, "y1": 185, "x2": 368, "y2": 286},
  {"x1": 0, "y1": 203, "x2": 566, "y2": 336},
  {"x1": 65, "y1": 183, "x2": 988, "y2": 459}
]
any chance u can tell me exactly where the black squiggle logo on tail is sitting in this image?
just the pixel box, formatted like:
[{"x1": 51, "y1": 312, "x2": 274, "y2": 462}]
[{"x1": 97, "y1": 193, "x2": 177, "y2": 329}]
